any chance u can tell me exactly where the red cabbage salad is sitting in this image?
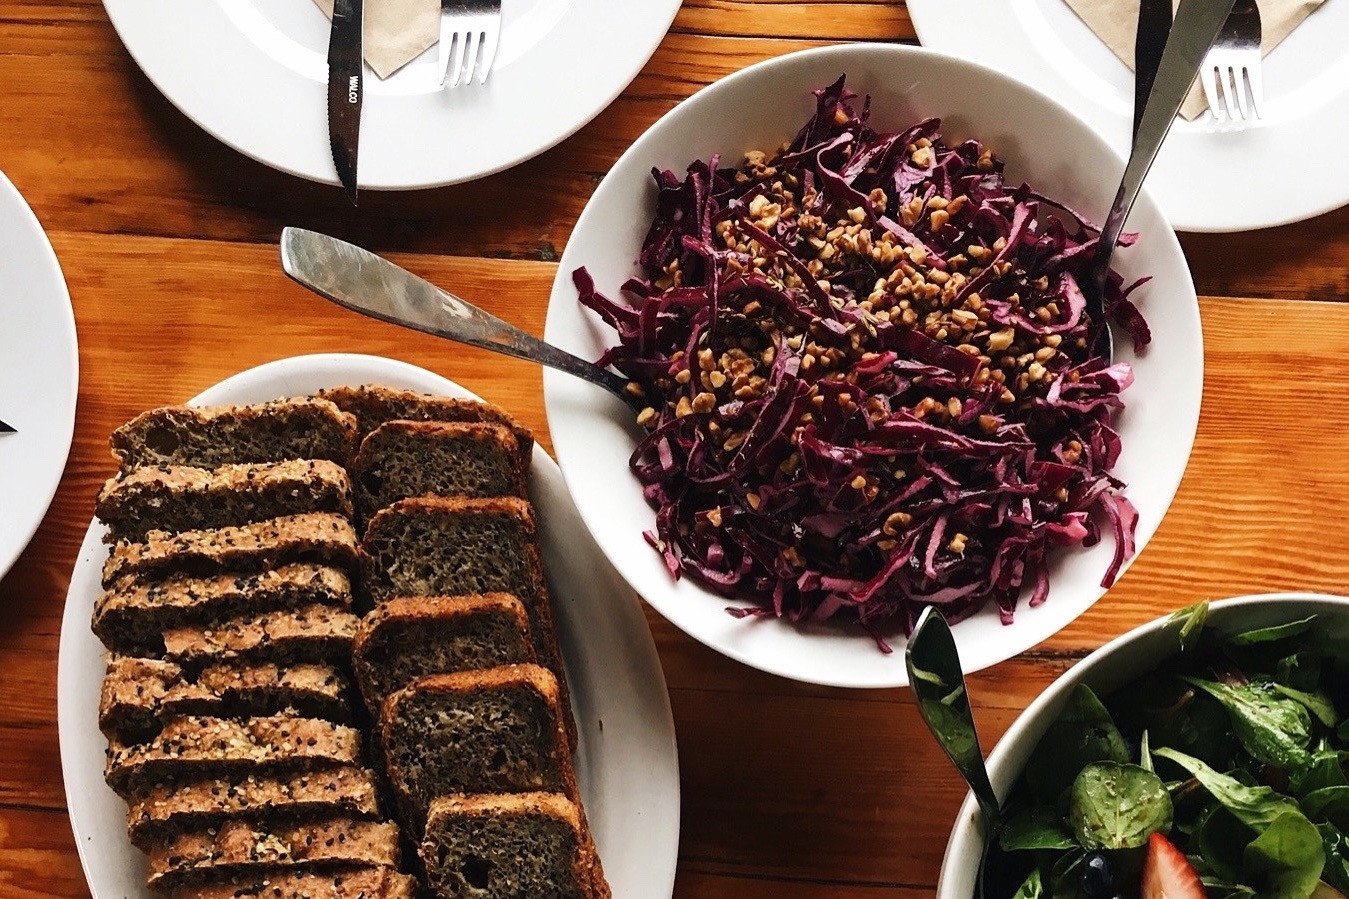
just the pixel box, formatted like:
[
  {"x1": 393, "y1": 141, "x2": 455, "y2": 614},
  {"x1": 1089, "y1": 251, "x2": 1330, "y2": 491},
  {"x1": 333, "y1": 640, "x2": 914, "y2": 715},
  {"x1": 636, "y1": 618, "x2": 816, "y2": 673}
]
[{"x1": 573, "y1": 76, "x2": 1150, "y2": 648}]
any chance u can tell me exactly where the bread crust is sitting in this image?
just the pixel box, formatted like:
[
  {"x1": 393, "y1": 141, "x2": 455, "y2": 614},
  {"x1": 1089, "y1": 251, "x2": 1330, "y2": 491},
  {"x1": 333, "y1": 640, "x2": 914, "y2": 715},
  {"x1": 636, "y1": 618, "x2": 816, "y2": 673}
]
[
  {"x1": 317, "y1": 385, "x2": 532, "y2": 458},
  {"x1": 168, "y1": 866, "x2": 417, "y2": 899}
]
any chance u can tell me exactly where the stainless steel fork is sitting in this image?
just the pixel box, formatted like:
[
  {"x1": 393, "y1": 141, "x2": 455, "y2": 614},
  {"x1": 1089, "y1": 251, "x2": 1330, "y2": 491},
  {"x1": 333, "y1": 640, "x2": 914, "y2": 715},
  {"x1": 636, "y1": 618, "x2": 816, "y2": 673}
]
[
  {"x1": 438, "y1": 0, "x2": 502, "y2": 89},
  {"x1": 1200, "y1": 0, "x2": 1263, "y2": 124}
]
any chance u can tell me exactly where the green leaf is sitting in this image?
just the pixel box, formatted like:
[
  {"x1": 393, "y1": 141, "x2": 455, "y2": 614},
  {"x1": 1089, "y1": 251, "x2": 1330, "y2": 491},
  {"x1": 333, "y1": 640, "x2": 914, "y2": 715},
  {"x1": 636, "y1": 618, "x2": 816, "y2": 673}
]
[
  {"x1": 999, "y1": 805, "x2": 1076, "y2": 851},
  {"x1": 1024, "y1": 684, "x2": 1130, "y2": 803},
  {"x1": 1154, "y1": 747, "x2": 1304, "y2": 830},
  {"x1": 1197, "y1": 804, "x2": 1257, "y2": 884},
  {"x1": 1341, "y1": 721, "x2": 1349, "y2": 743},
  {"x1": 1230, "y1": 615, "x2": 1319, "y2": 646},
  {"x1": 1067, "y1": 762, "x2": 1173, "y2": 850},
  {"x1": 1141, "y1": 728, "x2": 1155, "y2": 773},
  {"x1": 1173, "y1": 601, "x2": 1211, "y2": 649},
  {"x1": 1304, "y1": 788, "x2": 1349, "y2": 832},
  {"x1": 1047, "y1": 851, "x2": 1085, "y2": 899},
  {"x1": 1273, "y1": 684, "x2": 1341, "y2": 729},
  {"x1": 1291, "y1": 752, "x2": 1349, "y2": 798},
  {"x1": 1183, "y1": 677, "x2": 1313, "y2": 769},
  {"x1": 1277, "y1": 652, "x2": 1323, "y2": 694},
  {"x1": 1011, "y1": 867, "x2": 1043, "y2": 899},
  {"x1": 1317, "y1": 823, "x2": 1349, "y2": 893},
  {"x1": 1243, "y1": 811, "x2": 1326, "y2": 898}
]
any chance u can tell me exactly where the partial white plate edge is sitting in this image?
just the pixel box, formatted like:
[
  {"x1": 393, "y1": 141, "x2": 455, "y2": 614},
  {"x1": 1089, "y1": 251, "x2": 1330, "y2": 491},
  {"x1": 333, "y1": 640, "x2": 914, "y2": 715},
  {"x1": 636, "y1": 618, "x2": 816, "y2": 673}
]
[{"x1": 57, "y1": 353, "x2": 679, "y2": 898}]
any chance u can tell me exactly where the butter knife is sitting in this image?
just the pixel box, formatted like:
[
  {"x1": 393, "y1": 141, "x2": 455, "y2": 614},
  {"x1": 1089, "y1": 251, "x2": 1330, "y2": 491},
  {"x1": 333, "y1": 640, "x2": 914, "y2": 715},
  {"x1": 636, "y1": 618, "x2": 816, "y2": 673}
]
[
  {"x1": 327, "y1": 0, "x2": 364, "y2": 205},
  {"x1": 1135, "y1": 0, "x2": 1174, "y2": 139}
]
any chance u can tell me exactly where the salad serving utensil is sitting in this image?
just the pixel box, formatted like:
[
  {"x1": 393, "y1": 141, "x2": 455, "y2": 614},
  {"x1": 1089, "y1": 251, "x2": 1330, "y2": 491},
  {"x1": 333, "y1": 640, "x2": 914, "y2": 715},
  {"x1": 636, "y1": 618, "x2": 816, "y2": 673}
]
[
  {"x1": 1086, "y1": 0, "x2": 1236, "y2": 362},
  {"x1": 279, "y1": 228, "x2": 639, "y2": 409},
  {"x1": 439, "y1": 0, "x2": 503, "y2": 88},
  {"x1": 1133, "y1": 0, "x2": 1173, "y2": 139}
]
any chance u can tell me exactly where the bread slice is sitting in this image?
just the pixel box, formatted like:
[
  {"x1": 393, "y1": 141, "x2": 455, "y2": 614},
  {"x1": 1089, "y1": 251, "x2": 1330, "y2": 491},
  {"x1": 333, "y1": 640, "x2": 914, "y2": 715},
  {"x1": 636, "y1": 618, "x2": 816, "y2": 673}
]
[
  {"x1": 127, "y1": 766, "x2": 381, "y2": 850},
  {"x1": 96, "y1": 460, "x2": 353, "y2": 543},
  {"x1": 350, "y1": 421, "x2": 527, "y2": 519},
  {"x1": 93, "y1": 564, "x2": 351, "y2": 657},
  {"x1": 99, "y1": 656, "x2": 177, "y2": 744},
  {"x1": 169, "y1": 866, "x2": 417, "y2": 899},
  {"x1": 381, "y1": 665, "x2": 576, "y2": 833},
  {"x1": 102, "y1": 513, "x2": 359, "y2": 587},
  {"x1": 421, "y1": 793, "x2": 610, "y2": 899},
  {"x1": 352, "y1": 595, "x2": 534, "y2": 714},
  {"x1": 145, "y1": 817, "x2": 401, "y2": 891},
  {"x1": 317, "y1": 385, "x2": 532, "y2": 457},
  {"x1": 105, "y1": 715, "x2": 362, "y2": 799},
  {"x1": 111, "y1": 398, "x2": 357, "y2": 471},
  {"x1": 162, "y1": 604, "x2": 358, "y2": 670}
]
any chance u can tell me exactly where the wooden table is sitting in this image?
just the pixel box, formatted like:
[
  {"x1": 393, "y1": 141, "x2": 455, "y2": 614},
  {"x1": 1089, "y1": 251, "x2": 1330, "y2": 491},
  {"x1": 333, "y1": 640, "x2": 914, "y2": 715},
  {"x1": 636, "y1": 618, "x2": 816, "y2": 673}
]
[{"x1": 2, "y1": 2, "x2": 1347, "y2": 895}]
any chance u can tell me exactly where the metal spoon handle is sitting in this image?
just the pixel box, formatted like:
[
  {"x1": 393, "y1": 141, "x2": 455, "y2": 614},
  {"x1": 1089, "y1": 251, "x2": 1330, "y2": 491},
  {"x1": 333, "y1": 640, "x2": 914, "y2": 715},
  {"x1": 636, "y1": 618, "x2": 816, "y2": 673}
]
[{"x1": 279, "y1": 227, "x2": 636, "y2": 406}]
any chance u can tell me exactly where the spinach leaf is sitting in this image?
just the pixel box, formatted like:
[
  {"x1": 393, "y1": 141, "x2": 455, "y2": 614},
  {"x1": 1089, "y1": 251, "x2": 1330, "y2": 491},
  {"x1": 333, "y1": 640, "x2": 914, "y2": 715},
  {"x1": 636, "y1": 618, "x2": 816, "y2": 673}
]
[
  {"x1": 1000, "y1": 805, "x2": 1076, "y2": 851},
  {"x1": 1273, "y1": 684, "x2": 1341, "y2": 730},
  {"x1": 1341, "y1": 720, "x2": 1349, "y2": 743},
  {"x1": 1047, "y1": 851, "x2": 1084, "y2": 899},
  {"x1": 1230, "y1": 615, "x2": 1318, "y2": 646},
  {"x1": 1024, "y1": 684, "x2": 1130, "y2": 803},
  {"x1": 1011, "y1": 867, "x2": 1043, "y2": 899},
  {"x1": 1173, "y1": 601, "x2": 1211, "y2": 649},
  {"x1": 1154, "y1": 747, "x2": 1304, "y2": 829},
  {"x1": 1303, "y1": 787, "x2": 1349, "y2": 832},
  {"x1": 1141, "y1": 728, "x2": 1155, "y2": 773},
  {"x1": 1291, "y1": 751, "x2": 1349, "y2": 798},
  {"x1": 1242, "y1": 811, "x2": 1326, "y2": 898},
  {"x1": 1318, "y1": 823, "x2": 1349, "y2": 893},
  {"x1": 1278, "y1": 652, "x2": 1323, "y2": 694},
  {"x1": 1199, "y1": 875, "x2": 1257, "y2": 898},
  {"x1": 1197, "y1": 804, "x2": 1257, "y2": 884},
  {"x1": 1067, "y1": 762, "x2": 1172, "y2": 850},
  {"x1": 1183, "y1": 677, "x2": 1313, "y2": 769}
]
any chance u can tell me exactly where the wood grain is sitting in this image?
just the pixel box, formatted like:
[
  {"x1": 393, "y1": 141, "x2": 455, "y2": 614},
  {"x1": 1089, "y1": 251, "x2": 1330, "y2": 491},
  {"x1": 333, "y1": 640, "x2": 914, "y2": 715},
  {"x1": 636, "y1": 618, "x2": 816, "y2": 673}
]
[{"x1": 2, "y1": 0, "x2": 1348, "y2": 896}]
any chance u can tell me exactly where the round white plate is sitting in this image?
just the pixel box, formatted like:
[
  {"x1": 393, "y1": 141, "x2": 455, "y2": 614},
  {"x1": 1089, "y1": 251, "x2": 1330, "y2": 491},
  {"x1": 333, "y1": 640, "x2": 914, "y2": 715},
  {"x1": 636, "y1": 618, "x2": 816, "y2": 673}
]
[
  {"x1": 908, "y1": 0, "x2": 1349, "y2": 233},
  {"x1": 100, "y1": 0, "x2": 681, "y2": 189},
  {"x1": 58, "y1": 354, "x2": 679, "y2": 898},
  {"x1": 544, "y1": 43, "x2": 1202, "y2": 689},
  {"x1": 0, "y1": 171, "x2": 78, "y2": 581}
]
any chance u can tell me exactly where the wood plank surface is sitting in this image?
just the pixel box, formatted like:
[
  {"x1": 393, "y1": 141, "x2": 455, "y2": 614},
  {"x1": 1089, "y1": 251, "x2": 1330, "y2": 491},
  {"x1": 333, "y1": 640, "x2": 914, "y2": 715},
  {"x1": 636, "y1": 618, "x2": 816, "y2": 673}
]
[{"x1": 0, "y1": 0, "x2": 1346, "y2": 896}]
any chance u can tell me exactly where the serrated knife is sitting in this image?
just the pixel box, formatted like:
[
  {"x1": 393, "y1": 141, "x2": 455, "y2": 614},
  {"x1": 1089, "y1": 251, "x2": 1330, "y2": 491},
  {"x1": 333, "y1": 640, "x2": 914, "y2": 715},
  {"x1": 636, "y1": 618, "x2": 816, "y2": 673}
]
[{"x1": 327, "y1": 0, "x2": 363, "y2": 204}]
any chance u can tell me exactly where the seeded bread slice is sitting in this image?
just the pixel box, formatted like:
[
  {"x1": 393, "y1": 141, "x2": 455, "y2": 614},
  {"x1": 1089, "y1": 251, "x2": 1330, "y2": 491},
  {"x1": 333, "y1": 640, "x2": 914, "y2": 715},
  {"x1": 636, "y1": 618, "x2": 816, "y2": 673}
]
[
  {"x1": 111, "y1": 398, "x2": 358, "y2": 471},
  {"x1": 351, "y1": 421, "x2": 527, "y2": 519},
  {"x1": 93, "y1": 565, "x2": 351, "y2": 657},
  {"x1": 381, "y1": 665, "x2": 577, "y2": 834},
  {"x1": 353, "y1": 595, "x2": 534, "y2": 714},
  {"x1": 171, "y1": 866, "x2": 417, "y2": 899},
  {"x1": 421, "y1": 793, "x2": 610, "y2": 899},
  {"x1": 145, "y1": 817, "x2": 402, "y2": 891},
  {"x1": 102, "y1": 514, "x2": 359, "y2": 587},
  {"x1": 317, "y1": 385, "x2": 532, "y2": 457},
  {"x1": 96, "y1": 460, "x2": 354, "y2": 543},
  {"x1": 105, "y1": 715, "x2": 362, "y2": 799},
  {"x1": 127, "y1": 766, "x2": 381, "y2": 850},
  {"x1": 162, "y1": 604, "x2": 358, "y2": 670}
]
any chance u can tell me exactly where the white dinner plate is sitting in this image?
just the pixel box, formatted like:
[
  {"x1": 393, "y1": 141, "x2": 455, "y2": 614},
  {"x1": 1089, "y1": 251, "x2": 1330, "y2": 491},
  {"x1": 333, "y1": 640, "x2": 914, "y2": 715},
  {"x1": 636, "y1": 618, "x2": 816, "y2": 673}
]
[
  {"x1": 0, "y1": 171, "x2": 78, "y2": 581},
  {"x1": 907, "y1": 0, "x2": 1349, "y2": 233},
  {"x1": 57, "y1": 354, "x2": 679, "y2": 898},
  {"x1": 544, "y1": 44, "x2": 1202, "y2": 688},
  {"x1": 100, "y1": 0, "x2": 681, "y2": 189}
]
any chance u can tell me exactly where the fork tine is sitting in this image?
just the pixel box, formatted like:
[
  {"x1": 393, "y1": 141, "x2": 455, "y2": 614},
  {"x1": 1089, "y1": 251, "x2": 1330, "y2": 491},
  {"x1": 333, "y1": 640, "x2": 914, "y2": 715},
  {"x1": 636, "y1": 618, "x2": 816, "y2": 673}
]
[
  {"x1": 437, "y1": 22, "x2": 457, "y2": 87},
  {"x1": 1228, "y1": 65, "x2": 1251, "y2": 121},
  {"x1": 1201, "y1": 64, "x2": 1225, "y2": 123},
  {"x1": 457, "y1": 30, "x2": 480, "y2": 88},
  {"x1": 476, "y1": 26, "x2": 500, "y2": 84},
  {"x1": 1244, "y1": 63, "x2": 1264, "y2": 120},
  {"x1": 447, "y1": 31, "x2": 469, "y2": 88}
]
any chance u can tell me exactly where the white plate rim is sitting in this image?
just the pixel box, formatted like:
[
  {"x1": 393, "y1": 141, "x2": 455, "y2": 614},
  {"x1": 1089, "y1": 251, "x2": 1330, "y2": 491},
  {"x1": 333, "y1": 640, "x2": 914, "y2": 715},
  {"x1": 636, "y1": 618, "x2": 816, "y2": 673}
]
[
  {"x1": 0, "y1": 169, "x2": 78, "y2": 581},
  {"x1": 542, "y1": 42, "x2": 1203, "y2": 689},
  {"x1": 57, "y1": 353, "x2": 679, "y2": 898},
  {"x1": 99, "y1": 0, "x2": 681, "y2": 190}
]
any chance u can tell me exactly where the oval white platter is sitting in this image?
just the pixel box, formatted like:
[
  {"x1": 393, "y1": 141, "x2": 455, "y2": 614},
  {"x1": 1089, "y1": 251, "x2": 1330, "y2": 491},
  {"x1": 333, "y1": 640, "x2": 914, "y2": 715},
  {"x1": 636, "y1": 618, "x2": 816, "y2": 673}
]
[{"x1": 57, "y1": 353, "x2": 679, "y2": 898}]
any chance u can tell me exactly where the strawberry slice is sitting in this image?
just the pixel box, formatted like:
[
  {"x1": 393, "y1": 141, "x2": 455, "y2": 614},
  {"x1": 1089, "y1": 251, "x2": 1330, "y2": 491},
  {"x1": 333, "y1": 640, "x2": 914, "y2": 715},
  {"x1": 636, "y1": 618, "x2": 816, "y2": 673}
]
[{"x1": 1141, "y1": 832, "x2": 1208, "y2": 899}]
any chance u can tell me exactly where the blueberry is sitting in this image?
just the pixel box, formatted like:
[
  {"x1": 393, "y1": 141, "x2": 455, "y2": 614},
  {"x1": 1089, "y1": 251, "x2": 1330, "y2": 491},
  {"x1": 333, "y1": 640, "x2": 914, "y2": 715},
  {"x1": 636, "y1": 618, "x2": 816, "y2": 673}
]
[{"x1": 1079, "y1": 853, "x2": 1114, "y2": 896}]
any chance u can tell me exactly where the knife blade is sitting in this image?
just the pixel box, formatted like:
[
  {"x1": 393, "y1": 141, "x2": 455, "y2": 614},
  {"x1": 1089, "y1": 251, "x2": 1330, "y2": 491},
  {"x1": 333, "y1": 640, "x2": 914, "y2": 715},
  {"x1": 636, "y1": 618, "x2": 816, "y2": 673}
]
[
  {"x1": 327, "y1": 0, "x2": 364, "y2": 205},
  {"x1": 1134, "y1": 0, "x2": 1173, "y2": 140},
  {"x1": 0, "y1": 419, "x2": 14, "y2": 434}
]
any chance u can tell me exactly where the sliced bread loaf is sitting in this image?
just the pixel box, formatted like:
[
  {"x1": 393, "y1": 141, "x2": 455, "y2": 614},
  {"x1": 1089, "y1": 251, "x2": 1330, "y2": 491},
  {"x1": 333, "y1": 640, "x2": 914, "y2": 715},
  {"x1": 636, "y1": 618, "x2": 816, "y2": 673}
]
[
  {"x1": 102, "y1": 514, "x2": 359, "y2": 587},
  {"x1": 421, "y1": 792, "x2": 609, "y2": 899},
  {"x1": 350, "y1": 421, "x2": 527, "y2": 519},
  {"x1": 381, "y1": 665, "x2": 576, "y2": 833},
  {"x1": 97, "y1": 460, "x2": 353, "y2": 543},
  {"x1": 127, "y1": 766, "x2": 381, "y2": 850},
  {"x1": 162, "y1": 604, "x2": 358, "y2": 670},
  {"x1": 105, "y1": 715, "x2": 362, "y2": 799},
  {"x1": 170, "y1": 866, "x2": 417, "y2": 899},
  {"x1": 352, "y1": 595, "x2": 534, "y2": 714},
  {"x1": 111, "y1": 398, "x2": 357, "y2": 471},
  {"x1": 93, "y1": 564, "x2": 351, "y2": 657},
  {"x1": 317, "y1": 385, "x2": 532, "y2": 456},
  {"x1": 145, "y1": 817, "x2": 401, "y2": 891}
]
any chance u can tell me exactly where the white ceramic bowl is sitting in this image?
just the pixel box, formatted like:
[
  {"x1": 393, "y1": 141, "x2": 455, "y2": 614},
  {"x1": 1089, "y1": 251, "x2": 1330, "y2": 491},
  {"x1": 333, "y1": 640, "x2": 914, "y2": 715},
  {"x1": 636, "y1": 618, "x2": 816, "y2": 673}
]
[
  {"x1": 937, "y1": 593, "x2": 1349, "y2": 897},
  {"x1": 544, "y1": 43, "x2": 1203, "y2": 688}
]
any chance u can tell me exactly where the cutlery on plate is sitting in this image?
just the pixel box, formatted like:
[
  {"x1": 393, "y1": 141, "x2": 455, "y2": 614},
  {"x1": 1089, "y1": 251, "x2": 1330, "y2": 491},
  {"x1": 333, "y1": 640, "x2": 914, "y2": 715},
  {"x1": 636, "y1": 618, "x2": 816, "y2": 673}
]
[
  {"x1": 439, "y1": 0, "x2": 503, "y2": 88},
  {"x1": 1200, "y1": 0, "x2": 1264, "y2": 124},
  {"x1": 327, "y1": 0, "x2": 364, "y2": 204},
  {"x1": 1085, "y1": 0, "x2": 1237, "y2": 362},
  {"x1": 1134, "y1": 0, "x2": 1173, "y2": 139},
  {"x1": 278, "y1": 228, "x2": 640, "y2": 409},
  {"x1": 905, "y1": 607, "x2": 1001, "y2": 899},
  {"x1": 0, "y1": 419, "x2": 14, "y2": 434}
]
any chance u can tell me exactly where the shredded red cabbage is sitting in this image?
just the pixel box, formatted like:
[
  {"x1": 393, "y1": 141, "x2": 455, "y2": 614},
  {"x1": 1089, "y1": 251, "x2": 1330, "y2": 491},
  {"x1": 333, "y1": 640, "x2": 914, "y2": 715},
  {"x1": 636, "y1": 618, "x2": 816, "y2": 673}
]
[{"x1": 574, "y1": 76, "x2": 1146, "y2": 650}]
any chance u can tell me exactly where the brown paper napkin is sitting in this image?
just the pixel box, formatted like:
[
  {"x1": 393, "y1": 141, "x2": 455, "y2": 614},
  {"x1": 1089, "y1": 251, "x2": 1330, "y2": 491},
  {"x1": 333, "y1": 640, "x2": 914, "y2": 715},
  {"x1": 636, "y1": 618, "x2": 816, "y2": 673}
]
[
  {"x1": 312, "y1": 0, "x2": 440, "y2": 80},
  {"x1": 1062, "y1": 0, "x2": 1327, "y2": 119}
]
